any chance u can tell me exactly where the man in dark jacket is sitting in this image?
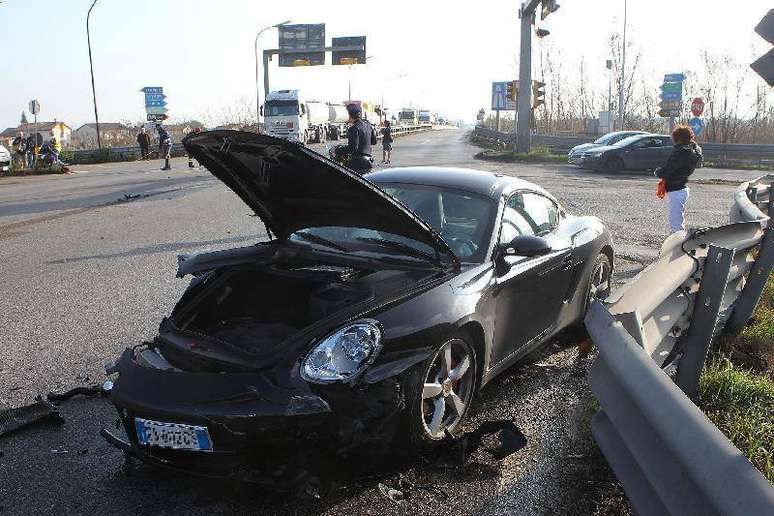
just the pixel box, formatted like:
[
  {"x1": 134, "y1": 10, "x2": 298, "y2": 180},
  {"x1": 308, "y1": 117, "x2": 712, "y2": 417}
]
[
  {"x1": 137, "y1": 127, "x2": 151, "y2": 160},
  {"x1": 156, "y1": 124, "x2": 172, "y2": 170},
  {"x1": 654, "y1": 126, "x2": 703, "y2": 233},
  {"x1": 345, "y1": 103, "x2": 377, "y2": 173}
]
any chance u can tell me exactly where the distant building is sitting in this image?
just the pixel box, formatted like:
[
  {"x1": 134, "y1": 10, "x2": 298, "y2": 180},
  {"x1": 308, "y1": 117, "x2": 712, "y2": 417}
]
[
  {"x1": 71, "y1": 123, "x2": 133, "y2": 148},
  {"x1": 0, "y1": 121, "x2": 72, "y2": 148}
]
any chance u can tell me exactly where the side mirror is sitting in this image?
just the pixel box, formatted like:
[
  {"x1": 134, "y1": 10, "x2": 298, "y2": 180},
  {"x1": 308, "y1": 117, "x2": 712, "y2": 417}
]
[
  {"x1": 259, "y1": 106, "x2": 263, "y2": 116},
  {"x1": 498, "y1": 235, "x2": 552, "y2": 258}
]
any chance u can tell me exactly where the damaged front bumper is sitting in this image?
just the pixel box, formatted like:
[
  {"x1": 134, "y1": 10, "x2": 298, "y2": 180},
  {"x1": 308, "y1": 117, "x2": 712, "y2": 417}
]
[{"x1": 102, "y1": 348, "x2": 405, "y2": 484}]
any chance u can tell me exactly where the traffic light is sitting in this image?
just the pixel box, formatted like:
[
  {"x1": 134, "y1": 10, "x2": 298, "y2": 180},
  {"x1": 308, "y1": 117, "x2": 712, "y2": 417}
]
[
  {"x1": 540, "y1": 0, "x2": 560, "y2": 21},
  {"x1": 506, "y1": 80, "x2": 519, "y2": 101},
  {"x1": 532, "y1": 80, "x2": 546, "y2": 109}
]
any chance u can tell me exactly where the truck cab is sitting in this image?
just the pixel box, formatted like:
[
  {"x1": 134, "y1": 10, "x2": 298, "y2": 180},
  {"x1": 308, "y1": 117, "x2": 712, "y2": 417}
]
[
  {"x1": 262, "y1": 90, "x2": 327, "y2": 144},
  {"x1": 418, "y1": 110, "x2": 432, "y2": 126},
  {"x1": 398, "y1": 108, "x2": 417, "y2": 126}
]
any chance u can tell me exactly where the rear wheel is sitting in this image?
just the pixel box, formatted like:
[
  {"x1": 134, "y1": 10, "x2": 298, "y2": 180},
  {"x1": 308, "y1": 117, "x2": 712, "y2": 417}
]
[
  {"x1": 404, "y1": 336, "x2": 477, "y2": 447},
  {"x1": 604, "y1": 157, "x2": 624, "y2": 174}
]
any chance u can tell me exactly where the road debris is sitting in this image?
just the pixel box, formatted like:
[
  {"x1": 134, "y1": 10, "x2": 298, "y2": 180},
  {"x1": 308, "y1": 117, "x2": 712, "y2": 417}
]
[
  {"x1": 0, "y1": 396, "x2": 64, "y2": 438},
  {"x1": 46, "y1": 384, "x2": 104, "y2": 403}
]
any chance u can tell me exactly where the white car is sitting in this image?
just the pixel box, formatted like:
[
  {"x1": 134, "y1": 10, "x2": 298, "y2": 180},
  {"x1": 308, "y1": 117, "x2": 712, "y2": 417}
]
[{"x1": 0, "y1": 144, "x2": 11, "y2": 174}]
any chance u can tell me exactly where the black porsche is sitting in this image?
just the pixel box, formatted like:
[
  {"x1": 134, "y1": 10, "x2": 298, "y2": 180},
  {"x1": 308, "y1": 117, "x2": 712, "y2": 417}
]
[{"x1": 102, "y1": 131, "x2": 613, "y2": 481}]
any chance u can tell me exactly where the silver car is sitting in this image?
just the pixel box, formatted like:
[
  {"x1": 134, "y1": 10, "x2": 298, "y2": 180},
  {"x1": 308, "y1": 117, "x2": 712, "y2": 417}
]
[{"x1": 0, "y1": 144, "x2": 11, "y2": 174}]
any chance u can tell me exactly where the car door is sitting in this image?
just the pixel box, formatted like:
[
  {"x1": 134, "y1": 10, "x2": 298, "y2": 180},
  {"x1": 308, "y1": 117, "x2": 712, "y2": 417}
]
[
  {"x1": 621, "y1": 136, "x2": 656, "y2": 169},
  {"x1": 490, "y1": 192, "x2": 574, "y2": 368}
]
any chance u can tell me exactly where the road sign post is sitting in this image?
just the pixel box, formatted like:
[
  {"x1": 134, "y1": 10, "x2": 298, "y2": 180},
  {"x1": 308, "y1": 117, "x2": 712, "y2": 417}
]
[
  {"x1": 659, "y1": 73, "x2": 684, "y2": 131},
  {"x1": 141, "y1": 87, "x2": 168, "y2": 123}
]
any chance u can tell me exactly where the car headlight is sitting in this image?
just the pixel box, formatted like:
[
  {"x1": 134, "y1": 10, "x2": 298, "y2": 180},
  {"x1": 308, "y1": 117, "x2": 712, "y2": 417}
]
[{"x1": 301, "y1": 321, "x2": 382, "y2": 383}]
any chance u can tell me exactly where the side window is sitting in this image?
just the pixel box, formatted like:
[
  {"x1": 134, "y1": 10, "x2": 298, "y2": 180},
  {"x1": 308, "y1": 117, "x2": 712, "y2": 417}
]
[
  {"x1": 498, "y1": 194, "x2": 535, "y2": 244},
  {"x1": 521, "y1": 193, "x2": 559, "y2": 235}
]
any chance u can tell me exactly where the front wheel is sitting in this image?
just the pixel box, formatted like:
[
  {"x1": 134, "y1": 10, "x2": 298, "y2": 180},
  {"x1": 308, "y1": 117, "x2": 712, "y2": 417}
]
[
  {"x1": 404, "y1": 336, "x2": 477, "y2": 447},
  {"x1": 584, "y1": 253, "x2": 612, "y2": 312}
]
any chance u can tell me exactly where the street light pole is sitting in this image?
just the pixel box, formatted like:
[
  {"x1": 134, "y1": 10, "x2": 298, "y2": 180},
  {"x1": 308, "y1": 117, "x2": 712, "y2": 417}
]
[
  {"x1": 255, "y1": 20, "x2": 291, "y2": 124},
  {"x1": 86, "y1": 0, "x2": 101, "y2": 149},
  {"x1": 618, "y1": 0, "x2": 627, "y2": 130}
]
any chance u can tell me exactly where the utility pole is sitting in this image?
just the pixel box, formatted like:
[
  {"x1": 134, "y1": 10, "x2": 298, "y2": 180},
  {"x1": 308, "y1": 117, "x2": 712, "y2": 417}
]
[
  {"x1": 618, "y1": 0, "x2": 627, "y2": 130},
  {"x1": 515, "y1": 0, "x2": 558, "y2": 153},
  {"x1": 86, "y1": 0, "x2": 101, "y2": 149}
]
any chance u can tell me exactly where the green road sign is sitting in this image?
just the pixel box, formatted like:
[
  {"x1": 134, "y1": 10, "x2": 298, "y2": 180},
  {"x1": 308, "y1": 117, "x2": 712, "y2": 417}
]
[
  {"x1": 660, "y1": 82, "x2": 682, "y2": 93},
  {"x1": 659, "y1": 100, "x2": 681, "y2": 110}
]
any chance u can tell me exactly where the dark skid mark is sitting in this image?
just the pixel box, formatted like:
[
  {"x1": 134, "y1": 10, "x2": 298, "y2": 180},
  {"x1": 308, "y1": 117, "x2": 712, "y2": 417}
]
[
  {"x1": 0, "y1": 180, "x2": 213, "y2": 240},
  {"x1": 46, "y1": 235, "x2": 255, "y2": 265}
]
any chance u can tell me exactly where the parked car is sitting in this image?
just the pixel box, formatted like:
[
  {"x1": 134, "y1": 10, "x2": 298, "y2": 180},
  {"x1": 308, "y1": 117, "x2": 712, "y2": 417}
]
[
  {"x1": 101, "y1": 131, "x2": 614, "y2": 484},
  {"x1": 574, "y1": 133, "x2": 674, "y2": 173},
  {"x1": 567, "y1": 131, "x2": 646, "y2": 165},
  {"x1": 0, "y1": 144, "x2": 10, "y2": 174}
]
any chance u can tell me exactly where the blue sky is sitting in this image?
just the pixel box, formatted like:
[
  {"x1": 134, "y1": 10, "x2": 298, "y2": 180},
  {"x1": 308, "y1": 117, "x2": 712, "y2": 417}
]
[{"x1": 0, "y1": 0, "x2": 770, "y2": 130}]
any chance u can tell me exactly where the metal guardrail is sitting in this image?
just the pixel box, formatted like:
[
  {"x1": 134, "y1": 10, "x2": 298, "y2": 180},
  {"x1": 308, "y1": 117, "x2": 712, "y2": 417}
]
[
  {"x1": 584, "y1": 175, "x2": 774, "y2": 515},
  {"x1": 66, "y1": 124, "x2": 430, "y2": 165},
  {"x1": 471, "y1": 126, "x2": 774, "y2": 163}
]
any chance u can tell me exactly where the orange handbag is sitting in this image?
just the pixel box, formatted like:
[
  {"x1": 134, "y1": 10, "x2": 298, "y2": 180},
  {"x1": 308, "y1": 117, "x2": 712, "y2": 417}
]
[{"x1": 656, "y1": 179, "x2": 667, "y2": 199}]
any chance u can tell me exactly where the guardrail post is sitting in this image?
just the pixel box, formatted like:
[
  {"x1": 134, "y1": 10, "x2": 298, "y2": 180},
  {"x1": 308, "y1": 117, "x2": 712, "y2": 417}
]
[
  {"x1": 675, "y1": 245, "x2": 735, "y2": 396},
  {"x1": 725, "y1": 228, "x2": 774, "y2": 334}
]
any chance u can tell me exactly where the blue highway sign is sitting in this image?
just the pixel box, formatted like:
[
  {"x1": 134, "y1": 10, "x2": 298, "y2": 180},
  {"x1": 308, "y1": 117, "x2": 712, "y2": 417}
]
[
  {"x1": 663, "y1": 73, "x2": 685, "y2": 82},
  {"x1": 144, "y1": 93, "x2": 166, "y2": 102},
  {"x1": 491, "y1": 81, "x2": 516, "y2": 111},
  {"x1": 145, "y1": 100, "x2": 167, "y2": 108},
  {"x1": 688, "y1": 117, "x2": 705, "y2": 137},
  {"x1": 660, "y1": 91, "x2": 682, "y2": 102},
  {"x1": 141, "y1": 86, "x2": 163, "y2": 94}
]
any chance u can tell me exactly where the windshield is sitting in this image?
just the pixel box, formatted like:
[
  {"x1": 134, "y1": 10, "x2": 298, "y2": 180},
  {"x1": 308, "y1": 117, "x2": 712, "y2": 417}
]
[
  {"x1": 593, "y1": 134, "x2": 615, "y2": 145},
  {"x1": 613, "y1": 134, "x2": 649, "y2": 147},
  {"x1": 399, "y1": 112, "x2": 414, "y2": 119},
  {"x1": 290, "y1": 183, "x2": 496, "y2": 263},
  {"x1": 265, "y1": 100, "x2": 299, "y2": 116}
]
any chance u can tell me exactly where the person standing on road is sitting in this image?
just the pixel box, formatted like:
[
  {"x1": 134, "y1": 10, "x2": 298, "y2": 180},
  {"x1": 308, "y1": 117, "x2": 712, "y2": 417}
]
[
  {"x1": 137, "y1": 127, "x2": 151, "y2": 160},
  {"x1": 654, "y1": 125, "x2": 703, "y2": 233},
  {"x1": 381, "y1": 120, "x2": 393, "y2": 164},
  {"x1": 12, "y1": 131, "x2": 27, "y2": 169},
  {"x1": 345, "y1": 103, "x2": 377, "y2": 174},
  {"x1": 25, "y1": 133, "x2": 37, "y2": 169},
  {"x1": 156, "y1": 124, "x2": 172, "y2": 171}
]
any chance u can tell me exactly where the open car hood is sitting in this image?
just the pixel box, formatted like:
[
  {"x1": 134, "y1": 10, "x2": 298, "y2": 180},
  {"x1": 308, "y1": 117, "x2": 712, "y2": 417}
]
[{"x1": 183, "y1": 131, "x2": 457, "y2": 269}]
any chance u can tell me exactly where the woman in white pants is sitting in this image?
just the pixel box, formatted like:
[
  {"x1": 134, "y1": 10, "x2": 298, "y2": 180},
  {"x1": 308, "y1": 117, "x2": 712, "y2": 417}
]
[{"x1": 654, "y1": 126, "x2": 703, "y2": 233}]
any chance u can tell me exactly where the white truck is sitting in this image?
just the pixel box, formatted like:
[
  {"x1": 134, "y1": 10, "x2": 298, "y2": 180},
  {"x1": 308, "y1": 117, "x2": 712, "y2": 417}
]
[
  {"x1": 418, "y1": 109, "x2": 433, "y2": 126},
  {"x1": 262, "y1": 89, "x2": 330, "y2": 144},
  {"x1": 398, "y1": 108, "x2": 418, "y2": 126}
]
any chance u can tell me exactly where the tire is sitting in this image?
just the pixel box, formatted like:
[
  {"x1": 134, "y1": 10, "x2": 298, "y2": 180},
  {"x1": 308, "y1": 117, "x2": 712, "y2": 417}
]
[
  {"x1": 583, "y1": 253, "x2": 612, "y2": 312},
  {"x1": 604, "y1": 156, "x2": 624, "y2": 174},
  {"x1": 403, "y1": 336, "x2": 478, "y2": 448}
]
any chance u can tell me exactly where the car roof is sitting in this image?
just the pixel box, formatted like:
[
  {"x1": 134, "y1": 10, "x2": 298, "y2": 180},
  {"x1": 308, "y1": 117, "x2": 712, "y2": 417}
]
[{"x1": 366, "y1": 166, "x2": 553, "y2": 202}]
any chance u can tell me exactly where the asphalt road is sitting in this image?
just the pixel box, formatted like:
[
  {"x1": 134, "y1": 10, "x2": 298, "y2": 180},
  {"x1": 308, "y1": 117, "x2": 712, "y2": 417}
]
[{"x1": 0, "y1": 128, "x2": 760, "y2": 515}]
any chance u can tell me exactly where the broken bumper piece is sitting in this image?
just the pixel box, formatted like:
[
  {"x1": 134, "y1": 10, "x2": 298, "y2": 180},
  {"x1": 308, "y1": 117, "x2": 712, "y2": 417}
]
[{"x1": 102, "y1": 348, "x2": 403, "y2": 482}]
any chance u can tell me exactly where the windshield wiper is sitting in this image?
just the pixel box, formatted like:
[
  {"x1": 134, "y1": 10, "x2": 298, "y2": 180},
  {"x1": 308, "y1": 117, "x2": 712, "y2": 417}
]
[
  {"x1": 355, "y1": 237, "x2": 438, "y2": 264},
  {"x1": 293, "y1": 232, "x2": 350, "y2": 252}
]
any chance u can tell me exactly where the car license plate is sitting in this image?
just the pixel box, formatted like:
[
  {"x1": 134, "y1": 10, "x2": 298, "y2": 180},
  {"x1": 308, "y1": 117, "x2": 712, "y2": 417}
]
[{"x1": 134, "y1": 417, "x2": 212, "y2": 452}]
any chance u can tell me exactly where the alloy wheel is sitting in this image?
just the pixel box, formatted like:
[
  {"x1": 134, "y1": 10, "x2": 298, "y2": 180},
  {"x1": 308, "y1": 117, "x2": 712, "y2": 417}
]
[
  {"x1": 587, "y1": 257, "x2": 611, "y2": 303},
  {"x1": 420, "y1": 339, "x2": 476, "y2": 440}
]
